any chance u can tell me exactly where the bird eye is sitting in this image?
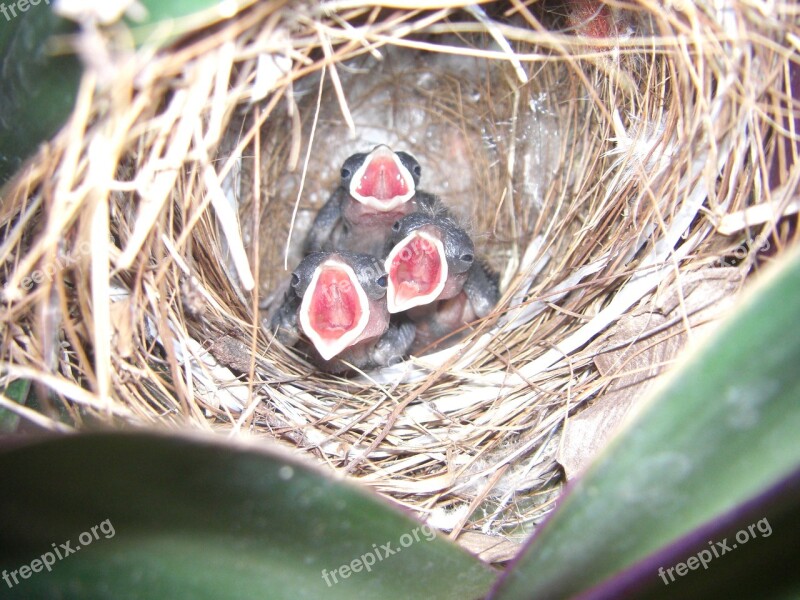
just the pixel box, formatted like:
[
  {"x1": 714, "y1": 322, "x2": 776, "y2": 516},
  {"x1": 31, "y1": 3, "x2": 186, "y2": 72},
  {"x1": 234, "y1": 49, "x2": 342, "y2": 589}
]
[
  {"x1": 291, "y1": 273, "x2": 300, "y2": 287},
  {"x1": 392, "y1": 221, "x2": 401, "y2": 232},
  {"x1": 376, "y1": 275, "x2": 388, "y2": 288},
  {"x1": 341, "y1": 167, "x2": 351, "y2": 179},
  {"x1": 413, "y1": 165, "x2": 422, "y2": 177},
  {"x1": 460, "y1": 253, "x2": 474, "y2": 264}
]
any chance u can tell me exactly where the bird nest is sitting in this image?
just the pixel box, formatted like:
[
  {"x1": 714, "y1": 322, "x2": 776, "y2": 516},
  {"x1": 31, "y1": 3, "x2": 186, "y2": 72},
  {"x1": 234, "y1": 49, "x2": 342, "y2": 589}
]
[{"x1": 1, "y1": 1, "x2": 798, "y2": 553}]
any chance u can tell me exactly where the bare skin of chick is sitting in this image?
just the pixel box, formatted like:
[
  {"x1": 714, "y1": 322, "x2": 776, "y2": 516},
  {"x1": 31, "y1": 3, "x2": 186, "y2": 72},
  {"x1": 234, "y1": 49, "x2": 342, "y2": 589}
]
[{"x1": 409, "y1": 260, "x2": 500, "y2": 353}]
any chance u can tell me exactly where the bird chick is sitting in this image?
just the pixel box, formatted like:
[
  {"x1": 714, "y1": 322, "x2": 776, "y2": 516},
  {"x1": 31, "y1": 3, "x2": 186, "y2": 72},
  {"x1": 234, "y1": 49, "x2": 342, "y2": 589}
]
[
  {"x1": 271, "y1": 252, "x2": 415, "y2": 372},
  {"x1": 304, "y1": 145, "x2": 430, "y2": 256},
  {"x1": 383, "y1": 208, "x2": 475, "y2": 314},
  {"x1": 384, "y1": 208, "x2": 500, "y2": 352}
]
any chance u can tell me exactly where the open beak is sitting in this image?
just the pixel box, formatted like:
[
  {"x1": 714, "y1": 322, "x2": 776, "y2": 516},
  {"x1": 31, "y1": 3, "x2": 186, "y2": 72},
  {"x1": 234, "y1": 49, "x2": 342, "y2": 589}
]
[
  {"x1": 384, "y1": 230, "x2": 448, "y2": 313},
  {"x1": 349, "y1": 145, "x2": 416, "y2": 211},
  {"x1": 298, "y1": 259, "x2": 370, "y2": 360}
]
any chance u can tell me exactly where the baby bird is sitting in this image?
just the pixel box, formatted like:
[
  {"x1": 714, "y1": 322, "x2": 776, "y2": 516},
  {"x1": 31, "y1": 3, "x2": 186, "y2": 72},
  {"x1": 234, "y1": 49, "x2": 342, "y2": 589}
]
[
  {"x1": 270, "y1": 252, "x2": 415, "y2": 372},
  {"x1": 383, "y1": 208, "x2": 475, "y2": 314},
  {"x1": 304, "y1": 145, "x2": 434, "y2": 256},
  {"x1": 383, "y1": 208, "x2": 500, "y2": 351}
]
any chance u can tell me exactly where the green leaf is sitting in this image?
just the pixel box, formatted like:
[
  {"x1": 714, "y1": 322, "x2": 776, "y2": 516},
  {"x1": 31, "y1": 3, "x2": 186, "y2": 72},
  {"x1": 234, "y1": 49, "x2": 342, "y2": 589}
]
[
  {"x1": 492, "y1": 246, "x2": 800, "y2": 599},
  {"x1": 0, "y1": 0, "x2": 256, "y2": 184},
  {"x1": 0, "y1": 6, "x2": 81, "y2": 184},
  {"x1": 0, "y1": 431, "x2": 494, "y2": 599},
  {"x1": 127, "y1": 0, "x2": 257, "y2": 46},
  {"x1": 0, "y1": 379, "x2": 30, "y2": 433},
  {"x1": 625, "y1": 470, "x2": 800, "y2": 599}
]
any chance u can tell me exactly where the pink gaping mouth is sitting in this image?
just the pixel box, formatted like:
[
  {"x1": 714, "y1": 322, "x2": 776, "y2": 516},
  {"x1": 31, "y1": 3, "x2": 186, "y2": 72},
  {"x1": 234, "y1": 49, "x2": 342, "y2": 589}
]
[
  {"x1": 384, "y1": 230, "x2": 447, "y2": 313},
  {"x1": 349, "y1": 145, "x2": 415, "y2": 212},
  {"x1": 299, "y1": 259, "x2": 369, "y2": 360}
]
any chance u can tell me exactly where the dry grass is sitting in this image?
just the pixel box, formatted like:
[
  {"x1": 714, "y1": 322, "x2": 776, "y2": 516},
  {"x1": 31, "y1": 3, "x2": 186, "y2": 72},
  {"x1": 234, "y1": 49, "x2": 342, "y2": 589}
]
[{"x1": 1, "y1": 0, "x2": 798, "y2": 550}]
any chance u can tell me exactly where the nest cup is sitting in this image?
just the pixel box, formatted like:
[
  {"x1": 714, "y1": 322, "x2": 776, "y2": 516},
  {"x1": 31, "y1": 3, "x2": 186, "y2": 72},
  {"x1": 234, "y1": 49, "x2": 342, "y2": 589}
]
[{"x1": 1, "y1": 1, "x2": 798, "y2": 548}]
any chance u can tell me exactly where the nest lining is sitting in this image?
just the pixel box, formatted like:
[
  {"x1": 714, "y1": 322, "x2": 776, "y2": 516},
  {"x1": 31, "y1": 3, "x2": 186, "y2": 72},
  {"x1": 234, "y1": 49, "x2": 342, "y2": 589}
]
[{"x1": 1, "y1": 1, "x2": 799, "y2": 548}]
